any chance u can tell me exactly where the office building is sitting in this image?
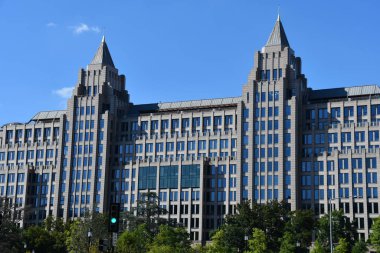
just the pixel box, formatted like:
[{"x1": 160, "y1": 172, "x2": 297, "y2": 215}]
[{"x1": 1, "y1": 16, "x2": 379, "y2": 241}]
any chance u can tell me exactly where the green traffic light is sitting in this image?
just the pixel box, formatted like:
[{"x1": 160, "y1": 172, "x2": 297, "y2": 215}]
[{"x1": 111, "y1": 218, "x2": 117, "y2": 224}]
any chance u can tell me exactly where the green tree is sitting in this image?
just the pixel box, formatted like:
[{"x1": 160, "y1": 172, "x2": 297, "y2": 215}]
[
  {"x1": 65, "y1": 211, "x2": 107, "y2": 253},
  {"x1": 116, "y1": 224, "x2": 151, "y2": 253},
  {"x1": 247, "y1": 228, "x2": 267, "y2": 253},
  {"x1": 23, "y1": 216, "x2": 68, "y2": 253},
  {"x1": 124, "y1": 192, "x2": 171, "y2": 236},
  {"x1": 148, "y1": 224, "x2": 191, "y2": 253},
  {"x1": 370, "y1": 216, "x2": 380, "y2": 252},
  {"x1": 0, "y1": 197, "x2": 25, "y2": 253},
  {"x1": 316, "y1": 210, "x2": 356, "y2": 251},
  {"x1": 286, "y1": 209, "x2": 315, "y2": 250},
  {"x1": 334, "y1": 238, "x2": 349, "y2": 253},
  {"x1": 310, "y1": 241, "x2": 325, "y2": 253},
  {"x1": 192, "y1": 243, "x2": 207, "y2": 253},
  {"x1": 206, "y1": 229, "x2": 234, "y2": 253},
  {"x1": 351, "y1": 240, "x2": 368, "y2": 253},
  {"x1": 23, "y1": 225, "x2": 55, "y2": 252},
  {"x1": 279, "y1": 231, "x2": 296, "y2": 253},
  {"x1": 221, "y1": 200, "x2": 290, "y2": 252}
]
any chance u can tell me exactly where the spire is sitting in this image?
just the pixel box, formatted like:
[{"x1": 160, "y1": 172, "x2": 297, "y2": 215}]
[
  {"x1": 90, "y1": 36, "x2": 115, "y2": 67},
  {"x1": 265, "y1": 15, "x2": 290, "y2": 48}
]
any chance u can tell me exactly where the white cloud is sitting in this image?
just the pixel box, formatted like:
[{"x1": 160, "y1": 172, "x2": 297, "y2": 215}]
[
  {"x1": 53, "y1": 87, "x2": 74, "y2": 99},
  {"x1": 72, "y1": 23, "x2": 100, "y2": 34},
  {"x1": 46, "y1": 22, "x2": 57, "y2": 27}
]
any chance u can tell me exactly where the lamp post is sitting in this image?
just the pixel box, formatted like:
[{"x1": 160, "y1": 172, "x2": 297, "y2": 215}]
[
  {"x1": 244, "y1": 234, "x2": 249, "y2": 252},
  {"x1": 328, "y1": 196, "x2": 357, "y2": 253},
  {"x1": 87, "y1": 230, "x2": 92, "y2": 252}
]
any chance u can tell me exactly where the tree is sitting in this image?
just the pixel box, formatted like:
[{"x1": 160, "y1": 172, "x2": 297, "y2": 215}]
[
  {"x1": 334, "y1": 238, "x2": 349, "y2": 253},
  {"x1": 310, "y1": 241, "x2": 325, "y2": 253},
  {"x1": 116, "y1": 224, "x2": 151, "y2": 253},
  {"x1": 123, "y1": 192, "x2": 171, "y2": 236},
  {"x1": 23, "y1": 216, "x2": 68, "y2": 253},
  {"x1": 370, "y1": 216, "x2": 380, "y2": 252},
  {"x1": 23, "y1": 225, "x2": 55, "y2": 252},
  {"x1": 247, "y1": 228, "x2": 267, "y2": 253},
  {"x1": 351, "y1": 240, "x2": 368, "y2": 253},
  {"x1": 221, "y1": 200, "x2": 290, "y2": 252},
  {"x1": 0, "y1": 197, "x2": 24, "y2": 253},
  {"x1": 279, "y1": 232, "x2": 296, "y2": 253},
  {"x1": 286, "y1": 209, "x2": 315, "y2": 250},
  {"x1": 206, "y1": 229, "x2": 234, "y2": 253},
  {"x1": 148, "y1": 224, "x2": 191, "y2": 253},
  {"x1": 316, "y1": 210, "x2": 356, "y2": 251},
  {"x1": 65, "y1": 211, "x2": 108, "y2": 253}
]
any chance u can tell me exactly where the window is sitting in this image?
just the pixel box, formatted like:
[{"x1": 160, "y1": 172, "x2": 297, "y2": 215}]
[
  {"x1": 187, "y1": 141, "x2": 196, "y2": 151},
  {"x1": 369, "y1": 131, "x2": 380, "y2": 141},
  {"x1": 166, "y1": 142, "x2": 174, "y2": 152},
  {"x1": 225, "y1": 115, "x2": 233, "y2": 125},
  {"x1": 331, "y1": 107, "x2": 341, "y2": 118},
  {"x1": 351, "y1": 158, "x2": 363, "y2": 169},
  {"x1": 341, "y1": 132, "x2": 351, "y2": 143},
  {"x1": 171, "y1": 119, "x2": 179, "y2": 129},
  {"x1": 161, "y1": 120, "x2": 169, "y2": 130},
  {"x1": 177, "y1": 141, "x2": 185, "y2": 151},
  {"x1": 261, "y1": 92, "x2": 266, "y2": 102},
  {"x1": 160, "y1": 166, "x2": 178, "y2": 189},
  {"x1": 338, "y1": 159, "x2": 349, "y2": 170},
  {"x1": 214, "y1": 116, "x2": 222, "y2": 126},
  {"x1": 156, "y1": 143, "x2": 164, "y2": 152},
  {"x1": 151, "y1": 120, "x2": 159, "y2": 130},
  {"x1": 198, "y1": 141, "x2": 206, "y2": 151},
  {"x1": 220, "y1": 139, "x2": 228, "y2": 149},
  {"x1": 355, "y1": 131, "x2": 365, "y2": 142},
  {"x1": 344, "y1": 106, "x2": 354, "y2": 118},
  {"x1": 141, "y1": 121, "x2": 148, "y2": 131},
  {"x1": 182, "y1": 118, "x2": 190, "y2": 128},
  {"x1": 318, "y1": 108, "x2": 328, "y2": 119},
  {"x1": 181, "y1": 165, "x2": 200, "y2": 188},
  {"x1": 192, "y1": 117, "x2": 200, "y2": 128},
  {"x1": 328, "y1": 133, "x2": 338, "y2": 143},
  {"x1": 357, "y1": 105, "x2": 367, "y2": 117},
  {"x1": 243, "y1": 109, "x2": 249, "y2": 118},
  {"x1": 138, "y1": 167, "x2": 157, "y2": 189}
]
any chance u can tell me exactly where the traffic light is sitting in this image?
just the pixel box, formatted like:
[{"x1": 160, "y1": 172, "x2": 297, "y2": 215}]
[{"x1": 108, "y1": 203, "x2": 120, "y2": 232}]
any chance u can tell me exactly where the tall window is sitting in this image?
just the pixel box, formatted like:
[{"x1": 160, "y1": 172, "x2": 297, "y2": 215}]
[
  {"x1": 138, "y1": 167, "x2": 157, "y2": 189},
  {"x1": 160, "y1": 166, "x2": 178, "y2": 189}
]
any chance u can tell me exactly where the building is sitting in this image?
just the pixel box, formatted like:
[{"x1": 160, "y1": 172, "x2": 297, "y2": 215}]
[{"x1": 1, "y1": 16, "x2": 379, "y2": 241}]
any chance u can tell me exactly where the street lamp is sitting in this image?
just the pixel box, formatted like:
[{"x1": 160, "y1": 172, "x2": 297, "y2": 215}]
[
  {"x1": 328, "y1": 195, "x2": 357, "y2": 253},
  {"x1": 87, "y1": 229, "x2": 92, "y2": 252},
  {"x1": 244, "y1": 234, "x2": 249, "y2": 252}
]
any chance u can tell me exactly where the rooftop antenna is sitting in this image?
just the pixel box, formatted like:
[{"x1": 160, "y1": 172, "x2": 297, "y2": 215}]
[{"x1": 101, "y1": 27, "x2": 106, "y2": 42}]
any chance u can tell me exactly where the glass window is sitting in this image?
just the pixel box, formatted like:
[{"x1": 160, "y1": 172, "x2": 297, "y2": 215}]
[
  {"x1": 138, "y1": 167, "x2": 157, "y2": 189},
  {"x1": 181, "y1": 165, "x2": 200, "y2": 188},
  {"x1": 159, "y1": 166, "x2": 178, "y2": 189}
]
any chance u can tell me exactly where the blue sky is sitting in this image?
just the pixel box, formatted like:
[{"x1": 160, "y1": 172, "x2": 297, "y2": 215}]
[{"x1": 0, "y1": 0, "x2": 379, "y2": 125}]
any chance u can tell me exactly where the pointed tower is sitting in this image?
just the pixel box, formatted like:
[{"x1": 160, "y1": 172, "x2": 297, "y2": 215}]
[
  {"x1": 90, "y1": 36, "x2": 115, "y2": 68},
  {"x1": 264, "y1": 15, "x2": 290, "y2": 49},
  {"x1": 239, "y1": 16, "x2": 307, "y2": 211},
  {"x1": 57, "y1": 37, "x2": 130, "y2": 220}
]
